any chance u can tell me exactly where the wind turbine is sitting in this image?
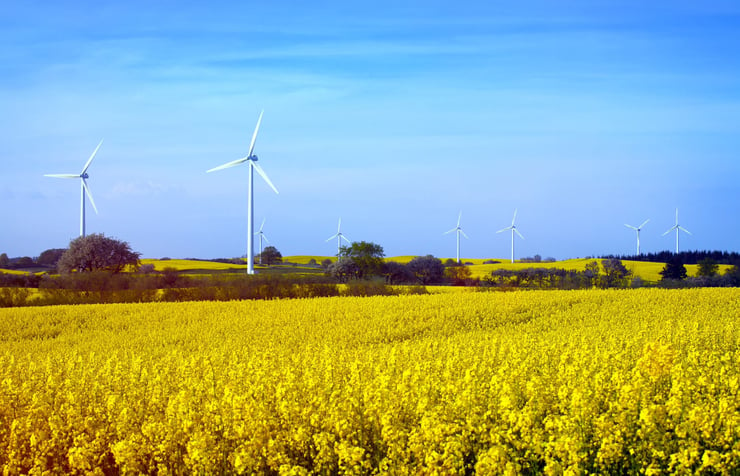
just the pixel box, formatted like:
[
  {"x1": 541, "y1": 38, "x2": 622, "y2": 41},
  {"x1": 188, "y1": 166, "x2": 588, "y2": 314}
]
[
  {"x1": 497, "y1": 209, "x2": 524, "y2": 264},
  {"x1": 444, "y1": 211, "x2": 468, "y2": 263},
  {"x1": 207, "y1": 110, "x2": 278, "y2": 275},
  {"x1": 326, "y1": 218, "x2": 350, "y2": 255},
  {"x1": 44, "y1": 140, "x2": 103, "y2": 237},
  {"x1": 662, "y1": 208, "x2": 691, "y2": 254},
  {"x1": 255, "y1": 218, "x2": 269, "y2": 265},
  {"x1": 624, "y1": 219, "x2": 650, "y2": 256}
]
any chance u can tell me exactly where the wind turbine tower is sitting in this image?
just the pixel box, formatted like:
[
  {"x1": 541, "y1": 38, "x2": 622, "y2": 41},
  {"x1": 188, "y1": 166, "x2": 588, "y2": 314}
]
[
  {"x1": 44, "y1": 140, "x2": 103, "y2": 237},
  {"x1": 255, "y1": 218, "x2": 269, "y2": 265},
  {"x1": 207, "y1": 111, "x2": 279, "y2": 275},
  {"x1": 662, "y1": 208, "x2": 691, "y2": 254},
  {"x1": 624, "y1": 219, "x2": 649, "y2": 255},
  {"x1": 497, "y1": 209, "x2": 524, "y2": 264},
  {"x1": 444, "y1": 211, "x2": 468, "y2": 263},
  {"x1": 326, "y1": 218, "x2": 351, "y2": 255}
]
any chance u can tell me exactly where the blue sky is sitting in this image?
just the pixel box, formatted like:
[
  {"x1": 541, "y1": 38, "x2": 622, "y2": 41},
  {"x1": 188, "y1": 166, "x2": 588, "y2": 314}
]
[{"x1": 2, "y1": 1, "x2": 740, "y2": 260}]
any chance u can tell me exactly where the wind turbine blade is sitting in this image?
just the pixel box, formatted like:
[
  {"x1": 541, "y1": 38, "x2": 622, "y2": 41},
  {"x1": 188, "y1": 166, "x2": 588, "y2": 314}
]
[
  {"x1": 496, "y1": 227, "x2": 511, "y2": 234},
  {"x1": 625, "y1": 224, "x2": 638, "y2": 230},
  {"x1": 82, "y1": 178, "x2": 98, "y2": 214},
  {"x1": 457, "y1": 211, "x2": 462, "y2": 227},
  {"x1": 248, "y1": 110, "x2": 264, "y2": 158},
  {"x1": 337, "y1": 218, "x2": 342, "y2": 233},
  {"x1": 341, "y1": 235, "x2": 351, "y2": 244},
  {"x1": 44, "y1": 174, "x2": 80, "y2": 179},
  {"x1": 461, "y1": 230, "x2": 469, "y2": 239},
  {"x1": 444, "y1": 228, "x2": 457, "y2": 235},
  {"x1": 259, "y1": 218, "x2": 266, "y2": 232},
  {"x1": 514, "y1": 229, "x2": 525, "y2": 240},
  {"x1": 679, "y1": 226, "x2": 692, "y2": 235},
  {"x1": 252, "y1": 161, "x2": 279, "y2": 194},
  {"x1": 639, "y1": 219, "x2": 650, "y2": 229},
  {"x1": 662, "y1": 226, "x2": 676, "y2": 236},
  {"x1": 326, "y1": 234, "x2": 339, "y2": 242},
  {"x1": 81, "y1": 139, "x2": 104, "y2": 174},
  {"x1": 262, "y1": 234, "x2": 270, "y2": 244},
  {"x1": 207, "y1": 157, "x2": 248, "y2": 173},
  {"x1": 511, "y1": 208, "x2": 518, "y2": 226}
]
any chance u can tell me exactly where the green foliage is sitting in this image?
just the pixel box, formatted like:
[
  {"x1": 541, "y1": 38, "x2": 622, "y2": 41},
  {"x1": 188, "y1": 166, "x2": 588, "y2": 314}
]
[
  {"x1": 14, "y1": 257, "x2": 34, "y2": 268},
  {"x1": 660, "y1": 257, "x2": 688, "y2": 281},
  {"x1": 37, "y1": 248, "x2": 66, "y2": 267},
  {"x1": 0, "y1": 287, "x2": 31, "y2": 307},
  {"x1": 325, "y1": 257, "x2": 359, "y2": 283},
  {"x1": 697, "y1": 258, "x2": 719, "y2": 277},
  {"x1": 339, "y1": 241, "x2": 385, "y2": 279},
  {"x1": 259, "y1": 245, "x2": 282, "y2": 265},
  {"x1": 407, "y1": 255, "x2": 445, "y2": 285},
  {"x1": 58, "y1": 234, "x2": 141, "y2": 274},
  {"x1": 0, "y1": 253, "x2": 10, "y2": 268},
  {"x1": 382, "y1": 261, "x2": 415, "y2": 285},
  {"x1": 598, "y1": 259, "x2": 631, "y2": 289},
  {"x1": 445, "y1": 265, "x2": 474, "y2": 286}
]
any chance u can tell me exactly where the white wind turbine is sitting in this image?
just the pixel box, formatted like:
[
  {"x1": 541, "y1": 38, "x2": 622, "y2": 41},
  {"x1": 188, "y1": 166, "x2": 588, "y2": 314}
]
[
  {"x1": 444, "y1": 211, "x2": 468, "y2": 263},
  {"x1": 662, "y1": 208, "x2": 691, "y2": 254},
  {"x1": 255, "y1": 218, "x2": 269, "y2": 265},
  {"x1": 44, "y1": 140, "x2": 103, "y2": 237},
  {"x1": 326, "y1": 218, "x2": 350, "y2": 255},
  {"x1": 624, "y1": 219, "x2": 650, "y2": 256},
  {"x1": 207, "y1": 111, "x2": 278, "y2": 275},
  {"x1": 497, "y1": 209, "x2": 524, "y2": 263}
]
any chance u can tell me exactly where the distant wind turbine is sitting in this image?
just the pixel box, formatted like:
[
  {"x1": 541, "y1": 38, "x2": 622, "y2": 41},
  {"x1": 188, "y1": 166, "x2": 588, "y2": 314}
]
[
  {"x1": 444, "y1": 211, "x2": 468, "y2": 264},
  {"x1": 326, "y1": 218, "x2": 350, "y2": 255},
  {"x1": 44, "y1": 140, "x2": 103, "y2": 237},
  {"x1": 662, "y1": 208, "x2": 691, "y2": 254},
  {"x1": 497, "y1": 209, "x2": 524, "y2": 264},
  {"x1": 207, "y1": 110, "x2": 278, "y2": 275},
  {"x1": 255, "y1": 218, "x2": 269, "y2": 265},
  {"x1": 624, "y1": 219, "x2": 650, "y2": 256}
]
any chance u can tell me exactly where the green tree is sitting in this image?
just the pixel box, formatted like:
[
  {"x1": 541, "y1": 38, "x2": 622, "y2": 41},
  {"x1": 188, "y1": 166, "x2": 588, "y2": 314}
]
[
  {"x1": 382, "y1": 261, "x2": 414, "y2": 285},
  {"x1": 37, "y1": 248, "x2": 66, "y2": 267},
  {"x1": 326, "y1": 257, "x2": 359, "y2": 283},
  {"x1": 0, "y1": 253, "x2": 10, "y2": 268},
  {"x1": 598, "y1": 259, "x2": 631, "y2": 288},
  {"x1": 258, "y1": 246, "x2": 282, "y2": 266},
  {"x1": 660, "y1": 256, "x2": 687, "y2": 281},
  {"x1": 583, "y1": 260, "x2": 600, "y2": 287},
  {"x1": 339, "y1": 241, "x2": 385, "y2": 279},
  {"x1": 697, "y1": 258, "x2": 719, "y2": 277},
  {"x1": 445, "y1": 265, "x2": 472, "y2": 286},
  {"x1": 407, "y1": 255, "x2": 445, "y2": 285},
  {"x1": 58, "y1": 234, "x2": 141, "y2": 274}
]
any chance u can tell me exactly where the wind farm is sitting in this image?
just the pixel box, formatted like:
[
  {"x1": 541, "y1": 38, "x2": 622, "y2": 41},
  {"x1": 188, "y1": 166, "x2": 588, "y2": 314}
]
[{"x1": 5, "y1": 2, "x2": 740, "y2": 474}]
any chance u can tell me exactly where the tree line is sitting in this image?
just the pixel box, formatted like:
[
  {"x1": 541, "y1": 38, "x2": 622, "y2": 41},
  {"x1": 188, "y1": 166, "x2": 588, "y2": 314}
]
[{"x1": 600, "y1": 250, "x2": 740, "y2": 265}]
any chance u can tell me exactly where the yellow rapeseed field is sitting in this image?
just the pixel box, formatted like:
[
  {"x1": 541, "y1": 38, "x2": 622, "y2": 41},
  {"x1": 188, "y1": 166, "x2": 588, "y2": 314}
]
[{"x1": 1, "y1": 289, "x2": 739, "y2": 474}]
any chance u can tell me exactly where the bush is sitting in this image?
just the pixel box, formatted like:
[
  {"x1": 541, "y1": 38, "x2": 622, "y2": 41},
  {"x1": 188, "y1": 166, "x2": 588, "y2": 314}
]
[
  {"x1": 0, "y1": 287, "x2": 31, "y2": 307},
  {"x1": 341, "y1": 281, "x2": 395, "y2": 297}
]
